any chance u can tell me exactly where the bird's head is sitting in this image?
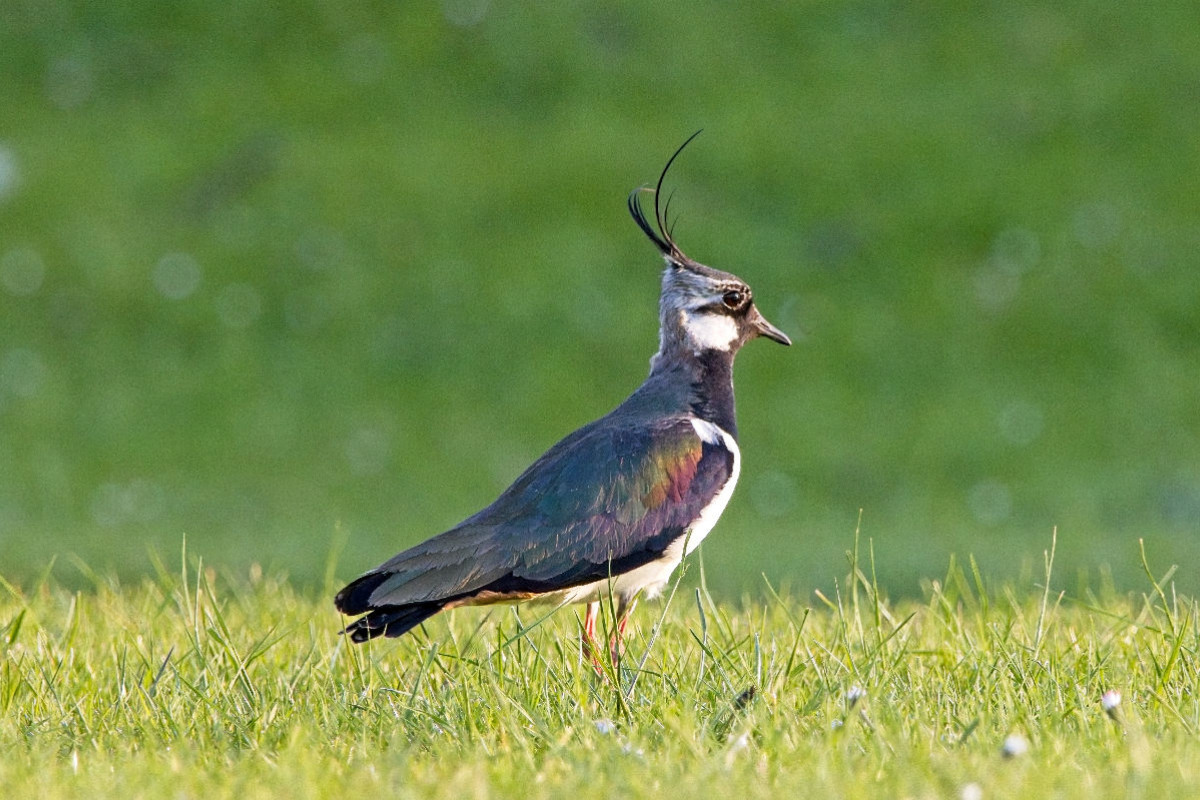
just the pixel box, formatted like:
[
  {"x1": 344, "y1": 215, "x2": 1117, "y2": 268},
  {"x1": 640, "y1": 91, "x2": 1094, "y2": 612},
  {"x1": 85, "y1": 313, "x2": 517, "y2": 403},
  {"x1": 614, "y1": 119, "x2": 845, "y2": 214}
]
[{"x1": 629, "y1": 133, "x2": 791, "y2": 361}]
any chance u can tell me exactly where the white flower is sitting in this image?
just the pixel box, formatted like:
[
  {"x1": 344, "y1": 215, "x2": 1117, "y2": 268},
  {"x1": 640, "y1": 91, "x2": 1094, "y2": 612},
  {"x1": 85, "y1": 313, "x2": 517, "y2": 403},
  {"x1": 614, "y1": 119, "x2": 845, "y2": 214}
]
[
  {"x1": 1101, "y1": 690, "x2": 1122, "y2": 713},
  {"x1": 594, "y1": 719, "x2": 616, "y2": 735},
  {"x1": 846, "y1": 685, "x2": 867, "y2": 706},
  {"x1": 961, "y1": 783, "x2": 983, "y2": 800},
  {"x1": 1001, "y1": 734, "x2": 1029, "y2": 758}
]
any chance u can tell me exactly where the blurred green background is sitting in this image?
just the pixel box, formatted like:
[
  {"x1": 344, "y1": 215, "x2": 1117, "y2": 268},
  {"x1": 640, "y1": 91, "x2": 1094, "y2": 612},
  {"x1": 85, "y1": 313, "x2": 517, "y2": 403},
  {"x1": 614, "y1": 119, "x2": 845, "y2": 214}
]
[{"x1": 1, "y1": 1, "x2": 1198, "y2": 596}]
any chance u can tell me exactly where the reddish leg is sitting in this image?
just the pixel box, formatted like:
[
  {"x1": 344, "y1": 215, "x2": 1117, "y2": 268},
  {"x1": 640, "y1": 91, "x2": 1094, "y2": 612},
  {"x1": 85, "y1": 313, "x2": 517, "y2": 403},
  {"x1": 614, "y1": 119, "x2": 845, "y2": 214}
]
[
  {"x1": 581, "y1": 601, "x2": 601, "y2": 665},
  {"x1": 609, "y1": 600, "x2": 636, "y2": 665}
]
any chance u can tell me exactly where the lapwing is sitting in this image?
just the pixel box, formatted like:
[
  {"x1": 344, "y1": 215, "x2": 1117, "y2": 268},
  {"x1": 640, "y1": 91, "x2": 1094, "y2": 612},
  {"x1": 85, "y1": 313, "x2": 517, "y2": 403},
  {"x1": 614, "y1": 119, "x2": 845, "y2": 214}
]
[{"x1": 335, "y1": 134, "x2": 791, "y2": 656}]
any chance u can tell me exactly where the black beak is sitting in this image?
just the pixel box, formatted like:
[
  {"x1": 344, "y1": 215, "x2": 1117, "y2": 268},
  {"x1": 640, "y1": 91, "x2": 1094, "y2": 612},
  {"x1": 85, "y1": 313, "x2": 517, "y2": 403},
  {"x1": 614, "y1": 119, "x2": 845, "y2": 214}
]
[{"x1": 751, "y1": 307, "x2": 792, "y2": 346}]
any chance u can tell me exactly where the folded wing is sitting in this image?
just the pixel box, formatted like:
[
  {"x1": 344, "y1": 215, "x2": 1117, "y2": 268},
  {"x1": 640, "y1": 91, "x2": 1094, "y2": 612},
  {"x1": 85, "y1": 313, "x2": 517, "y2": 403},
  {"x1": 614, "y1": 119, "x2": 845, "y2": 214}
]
[{"x1": 335, "y1": 415, "x2": 735, "y2": 639}]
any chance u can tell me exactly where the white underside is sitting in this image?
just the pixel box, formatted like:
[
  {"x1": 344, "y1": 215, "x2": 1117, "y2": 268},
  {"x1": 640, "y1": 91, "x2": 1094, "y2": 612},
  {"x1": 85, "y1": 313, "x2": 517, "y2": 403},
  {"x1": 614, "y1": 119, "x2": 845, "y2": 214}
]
[{"x1": 551, "y1": 418, "x2": 741, "y2": 608}]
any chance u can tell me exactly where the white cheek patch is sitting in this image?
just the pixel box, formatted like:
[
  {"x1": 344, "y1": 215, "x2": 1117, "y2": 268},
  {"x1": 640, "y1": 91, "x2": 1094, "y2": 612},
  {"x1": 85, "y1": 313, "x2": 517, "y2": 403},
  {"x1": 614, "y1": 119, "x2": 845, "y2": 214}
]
[{"x1": 681, "y1": 310, "x2": 738, "y2": 352}]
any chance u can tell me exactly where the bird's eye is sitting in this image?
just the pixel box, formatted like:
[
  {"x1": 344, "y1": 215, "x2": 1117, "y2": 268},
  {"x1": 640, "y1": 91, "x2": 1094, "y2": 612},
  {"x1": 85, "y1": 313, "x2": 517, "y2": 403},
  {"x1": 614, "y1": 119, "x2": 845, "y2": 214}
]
[{"x1": 721, "y1": 290, "x2": 744, "y2": 309}]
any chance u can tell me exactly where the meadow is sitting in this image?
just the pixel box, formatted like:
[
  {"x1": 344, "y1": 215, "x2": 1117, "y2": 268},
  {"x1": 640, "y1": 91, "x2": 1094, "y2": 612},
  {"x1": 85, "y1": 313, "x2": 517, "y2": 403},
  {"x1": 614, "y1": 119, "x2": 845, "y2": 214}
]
[{"x1": 4, "y1": 535, "x2": 1200, "y2": 797}]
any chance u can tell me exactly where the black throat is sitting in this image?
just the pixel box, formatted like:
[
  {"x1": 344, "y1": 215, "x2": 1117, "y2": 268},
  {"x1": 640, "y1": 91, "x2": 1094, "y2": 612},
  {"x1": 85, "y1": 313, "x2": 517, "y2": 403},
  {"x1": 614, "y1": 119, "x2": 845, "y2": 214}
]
[
  {"x1": 689, "y1": 348, "x2": 738, "y2": 438},
  {"x1": 625, "y1": 338, "x2": 741, "y2": 440}
]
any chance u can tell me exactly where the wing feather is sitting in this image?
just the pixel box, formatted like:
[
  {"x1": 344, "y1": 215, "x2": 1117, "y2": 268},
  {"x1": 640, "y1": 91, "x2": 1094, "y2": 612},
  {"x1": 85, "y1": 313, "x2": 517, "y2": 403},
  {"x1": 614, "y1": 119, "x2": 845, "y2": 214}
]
[{"x1": 343, "y1": 416, "x2": 734, "y2": 609}]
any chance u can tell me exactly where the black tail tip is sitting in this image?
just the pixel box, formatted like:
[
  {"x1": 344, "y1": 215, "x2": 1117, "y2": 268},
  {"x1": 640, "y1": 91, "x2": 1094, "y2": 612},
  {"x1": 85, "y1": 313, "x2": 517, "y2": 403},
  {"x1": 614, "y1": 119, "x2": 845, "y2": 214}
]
[
  {"x1": 338, "y1": 602, "x2": 445, "y2": 644},
  {"x1": 342, "y1": 620, "x2": 380, "y2": 644}
]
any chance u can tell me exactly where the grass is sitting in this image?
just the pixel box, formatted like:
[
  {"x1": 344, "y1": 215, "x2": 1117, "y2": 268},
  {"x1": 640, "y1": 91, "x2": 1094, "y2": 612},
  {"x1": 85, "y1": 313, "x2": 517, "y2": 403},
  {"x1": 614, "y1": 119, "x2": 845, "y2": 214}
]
[{"x1": 3, "y1": 535, "x2": 1200, "y2": 798}]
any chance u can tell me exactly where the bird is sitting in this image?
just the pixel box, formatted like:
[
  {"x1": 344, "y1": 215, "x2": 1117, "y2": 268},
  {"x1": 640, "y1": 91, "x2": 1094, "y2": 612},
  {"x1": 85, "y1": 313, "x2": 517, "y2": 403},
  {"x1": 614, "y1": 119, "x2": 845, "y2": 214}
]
[{"x1": 335, "y1": 133, "x2": 791, "y2": 657}]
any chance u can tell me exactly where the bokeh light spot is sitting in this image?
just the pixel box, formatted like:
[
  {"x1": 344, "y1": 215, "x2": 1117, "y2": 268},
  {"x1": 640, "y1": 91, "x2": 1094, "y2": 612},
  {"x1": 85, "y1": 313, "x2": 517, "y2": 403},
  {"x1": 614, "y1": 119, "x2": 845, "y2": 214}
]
[
  {"x1": 90, "y1": 479, "x2": 167, "y2": 527},
  {"x1": 1, "y1": 348, "x2": 47, "y2": 398},
  {"x1": 1, "y1": 246, "x2": 46, "y2": 296},
  {"x1": 45, "y1": 55, "x2": 94, "y2": 110},
  {"x1": 967, "y1": 480, "x2": 1012, "y2": 526},
  {"x1": 153, "y1": 252, "x2": 202, "y2": 300},
  {"x1": 997, "y1": 400, "x2": 1044, "y2": 446}
]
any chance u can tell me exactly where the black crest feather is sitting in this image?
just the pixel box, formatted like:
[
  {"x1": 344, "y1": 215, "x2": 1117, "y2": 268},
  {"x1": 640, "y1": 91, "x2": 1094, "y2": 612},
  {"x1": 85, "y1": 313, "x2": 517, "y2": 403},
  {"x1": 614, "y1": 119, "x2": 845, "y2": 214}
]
[{"x1": 628, "y1": 129, "x2": 703, "y2": 262}]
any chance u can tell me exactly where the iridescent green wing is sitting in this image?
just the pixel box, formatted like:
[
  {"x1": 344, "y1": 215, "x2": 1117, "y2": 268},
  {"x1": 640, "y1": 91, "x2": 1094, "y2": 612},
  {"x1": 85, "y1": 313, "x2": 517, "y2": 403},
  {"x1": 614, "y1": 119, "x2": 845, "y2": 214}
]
[{"x1": 340, "y1": 416, "x2": 735, "y2": 610}]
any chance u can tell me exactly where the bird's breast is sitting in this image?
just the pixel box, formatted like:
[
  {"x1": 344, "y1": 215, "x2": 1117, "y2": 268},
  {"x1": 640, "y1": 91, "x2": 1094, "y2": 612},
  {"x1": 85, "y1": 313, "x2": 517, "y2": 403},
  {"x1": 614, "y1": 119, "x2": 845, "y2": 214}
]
[
  {"x1": 681, "y1": 419, "x2": 741, "y2": 556},
  {"x1": 560, "y1": 420, "x2": 742, "y2": 606}
]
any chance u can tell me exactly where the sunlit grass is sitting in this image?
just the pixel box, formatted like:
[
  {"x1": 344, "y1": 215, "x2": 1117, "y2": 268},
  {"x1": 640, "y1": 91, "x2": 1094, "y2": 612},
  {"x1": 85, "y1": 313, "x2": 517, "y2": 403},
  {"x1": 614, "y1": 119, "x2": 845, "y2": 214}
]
[{"x1": 3, "y1": 536, "x2": 1199, "y2": 798}]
